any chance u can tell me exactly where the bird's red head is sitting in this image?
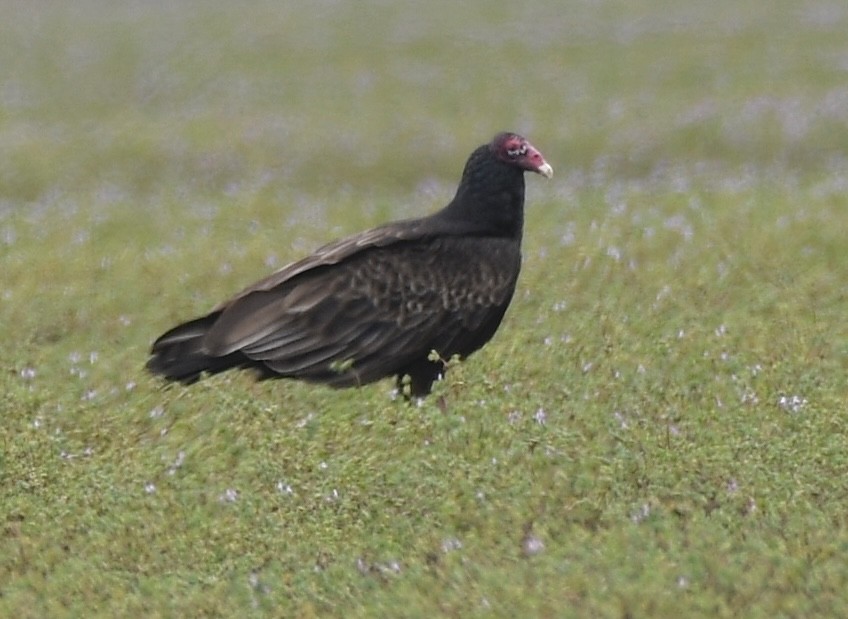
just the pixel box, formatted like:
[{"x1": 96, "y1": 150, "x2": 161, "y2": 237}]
[{"x1": 490, "y1": 132, "x2": 553, "y2": 179}]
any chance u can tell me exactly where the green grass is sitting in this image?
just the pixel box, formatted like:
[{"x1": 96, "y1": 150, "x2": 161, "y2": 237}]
[{"x1": 3, "y1": 0, "x2": 848, "y2": 616}]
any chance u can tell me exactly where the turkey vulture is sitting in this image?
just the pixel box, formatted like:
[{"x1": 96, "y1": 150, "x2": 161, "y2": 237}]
[{"x1": 146, "y1": 132, "x2": 552, "y2": 397}]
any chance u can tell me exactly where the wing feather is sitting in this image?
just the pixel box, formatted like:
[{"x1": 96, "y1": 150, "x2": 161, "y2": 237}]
[{"x1": 196, "y1": 235, "x2": 520, "y2": 387}]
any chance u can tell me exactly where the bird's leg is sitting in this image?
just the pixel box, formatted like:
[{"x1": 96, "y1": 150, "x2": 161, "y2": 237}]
[{"x1": 396, "y1": 359, "x2": 443, "y2": 401}]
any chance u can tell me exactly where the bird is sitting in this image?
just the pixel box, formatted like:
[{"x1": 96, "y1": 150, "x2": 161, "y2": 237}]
[{"x1": 146, "y1": 132, "x2": 552, "y2": 397}]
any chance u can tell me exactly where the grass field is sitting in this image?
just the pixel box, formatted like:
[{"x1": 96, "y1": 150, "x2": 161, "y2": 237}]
[{"x1": 2, "y1": 0, "x2": 848, "y2": 616}]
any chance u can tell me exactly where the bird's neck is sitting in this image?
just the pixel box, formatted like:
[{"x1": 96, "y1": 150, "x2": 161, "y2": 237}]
[{"x1": 439, "y1": 161, "x2": 526, "y2": 240}]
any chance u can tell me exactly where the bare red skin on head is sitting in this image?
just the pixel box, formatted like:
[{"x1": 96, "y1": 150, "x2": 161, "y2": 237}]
[{"x1": 490, "y1": 132, "x2": 550, "y2": 176}]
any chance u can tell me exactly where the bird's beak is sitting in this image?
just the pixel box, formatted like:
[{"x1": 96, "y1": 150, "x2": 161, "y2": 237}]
[{"x1": 523, "y1": 142, "x2": 553, "y2": 179}]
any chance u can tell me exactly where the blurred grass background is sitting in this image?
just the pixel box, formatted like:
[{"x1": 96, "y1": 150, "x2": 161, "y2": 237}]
[{"x1": 2, "y1": 0, "x2": 848, "y2": 616}]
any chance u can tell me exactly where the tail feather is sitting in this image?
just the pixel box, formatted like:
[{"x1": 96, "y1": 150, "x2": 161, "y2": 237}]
[{"x1": 147, "y1": 312, "x2": 260, "y2": 384}]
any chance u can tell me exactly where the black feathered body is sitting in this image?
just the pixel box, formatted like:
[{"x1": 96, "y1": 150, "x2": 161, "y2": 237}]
[{"x1": 147, "y1": 134, "x2": 549, "y2": 397}]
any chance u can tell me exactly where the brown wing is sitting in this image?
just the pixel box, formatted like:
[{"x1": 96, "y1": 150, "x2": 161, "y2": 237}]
[
  {"x1": 201, "y1": 235, "x2": 521, "y2": 388},
  {"x1": 211, "y1": 218, "x2": 438, "y2": 311}
]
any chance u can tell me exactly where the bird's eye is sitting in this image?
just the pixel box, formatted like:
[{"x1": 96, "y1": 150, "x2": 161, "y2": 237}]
[{"x1": 506, "y1": 144, "x2": 527, "y2": 158}]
